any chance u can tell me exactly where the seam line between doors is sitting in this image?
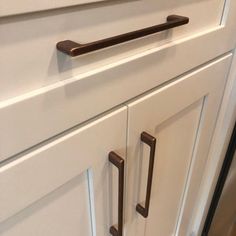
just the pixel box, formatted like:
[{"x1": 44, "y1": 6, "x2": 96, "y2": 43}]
[{"x1": 87, "y1": 169, "x2": 97, "y2": 236}]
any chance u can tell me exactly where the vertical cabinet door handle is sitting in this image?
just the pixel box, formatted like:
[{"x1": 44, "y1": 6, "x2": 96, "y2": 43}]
[
  {"x1": 109, "y1": 151, "x2": 125, "y2": 236},
  {"x1": 136, "y1": 132, "x2": 157, "y2": 218}
]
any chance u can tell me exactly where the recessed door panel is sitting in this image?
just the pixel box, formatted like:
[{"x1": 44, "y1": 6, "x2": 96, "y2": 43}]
[
  {"x1": 0, "y1": 172, "x2": 92, "y2": 236},
  {"x1": 0, "y1": 107, "x2": 127, "y2": 236}
]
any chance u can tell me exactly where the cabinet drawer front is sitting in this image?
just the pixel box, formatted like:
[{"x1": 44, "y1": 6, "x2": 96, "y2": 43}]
[
  {"x1": 0, "y1": 173, "x2": 93, "y2": 236},
  {"x1": 1, "y1": 0, "x2": 235, "y2": 102},
  {"x1": 0, "y1": 0, "x2": 106, "y2": 17},
  {"x1": 0, "y1": 1, "x2": 235, "y2": 162},
  {"x1": 1, "y1": 1, "x2": 235, "y2": 162},
  {"x1": 125, "y1": 55, "x2": 232, "y2": 236},
  {"x1": 0, "y1": 0, "x2": 226, "y2": 22},
  {"x1": 0, "y1": 106, "x2": 127, "y2": 236}
]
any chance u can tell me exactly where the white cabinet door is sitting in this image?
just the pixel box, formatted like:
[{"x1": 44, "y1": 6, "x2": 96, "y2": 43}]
[
  {"x1": 0, "y1": 107, "x2": 127, "y2": 236},
  {"x1": 125, "y1": 54, "x2": 232, "y2": 236}
]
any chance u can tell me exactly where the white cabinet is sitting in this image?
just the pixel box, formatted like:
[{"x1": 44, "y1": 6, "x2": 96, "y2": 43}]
[
  {"x1": 125, "y1": 54, "x2": 232, "y2": 236},
  {"x1": 0, "y1": 107, "x2": 127, "y2": 236},
  {"x1": 0, "y1": 1, "x2": 235, "y2": 235},
  {"x1": 0, "y1": 54, "x2": 231, "y2": 236}
]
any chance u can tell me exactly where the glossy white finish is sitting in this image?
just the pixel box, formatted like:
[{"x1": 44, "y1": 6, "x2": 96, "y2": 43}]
[
  {"x1": 0, "y1": 0, "x2": 233, "y2": 101},
  {"x1": 0, "y1": 173, "x2": 92, "y2": 236},
  {"x1": 175, "y1": 54, "x2": 233, "y2": 236},
  {"x1": 0, "y1": 1, "x2": 235, "y2": 235},
  {"x1": 188, "y1": 50, "x2": 236, "y2": 236},
  {"x1": 0, "y1": 0, "x2": 107, "y2": 17},
  {"x1": 0, "y1": 107, "x2": 127, "y2": 236},
  {"x1": 125, "y1": 54, "x2": 232, "y2": 236},
  {"x1": 0, "y1": 0, "x2": 236, "y2": 161}
]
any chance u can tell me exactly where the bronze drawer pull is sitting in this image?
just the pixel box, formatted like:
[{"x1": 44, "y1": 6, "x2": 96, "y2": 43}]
[
  {"x1": 56, "y1": 15, "x2": 189, "y2": 57},
  {"x1": 109, "y1": 151, "x2": 125, "y2": 236},
  {"x1": 136, "y1": 132, "x2": 156, "y2": 218}
]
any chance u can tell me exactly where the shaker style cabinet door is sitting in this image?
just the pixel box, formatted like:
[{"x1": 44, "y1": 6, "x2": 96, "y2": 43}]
[
  {"x1": 125, "y1": 54, "x2": 232, "y2": 236},
  {"x1": 0, "y1": 107, "x2": 127, "y2": 236}
]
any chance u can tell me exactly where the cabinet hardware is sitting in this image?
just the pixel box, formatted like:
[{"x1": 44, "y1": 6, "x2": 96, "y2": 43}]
[
  {"x1": 56, "y1": 15, "x2": 189, "y2": 57},
  {"x1": 136, "y1": 132, "x2": 156, "y2": 218},
  {"x1": 109, "y1": 151, "x2": 125, "y2": 236}
]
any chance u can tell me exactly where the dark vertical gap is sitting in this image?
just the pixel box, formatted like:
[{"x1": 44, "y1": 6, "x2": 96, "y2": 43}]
[{"x1": 202, "y1": 121, "x2": 236, "y2": 235}]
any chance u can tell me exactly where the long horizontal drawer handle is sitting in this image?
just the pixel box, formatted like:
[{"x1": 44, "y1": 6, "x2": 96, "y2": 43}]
[{"x1": 56, "y1": 15, "x2": 189, "y2": 57}]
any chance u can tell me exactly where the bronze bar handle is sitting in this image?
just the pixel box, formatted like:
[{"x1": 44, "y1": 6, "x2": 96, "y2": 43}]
[
  {"x1": 109, "y1": 151, "x2": 125, "y2": 236},
  {"x1": 136, "y1": 132, "x2": 156, "y2": 218},
  {"x1": 57, "y1": 15, "x2": 189, "y2": 57}
]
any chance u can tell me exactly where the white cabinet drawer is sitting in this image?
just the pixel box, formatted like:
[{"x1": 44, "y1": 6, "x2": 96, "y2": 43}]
[
  {"x1": 0, "y1": 106, "x2": 127, "y2": 235},
  {"x1": 1, "y1": 0, "x2": 235, "y2": 102}
]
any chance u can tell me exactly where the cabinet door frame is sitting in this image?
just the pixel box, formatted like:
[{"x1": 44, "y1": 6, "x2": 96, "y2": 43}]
[
  {"x1": 124, "y1": 54, "x2": 232, "y2": 236},
  {"x1": 0, "y1": 106, "x2": 127, "y2": 236},
  {"x1": 188, "y1": 50, "x2": 236, "y2": 236}
]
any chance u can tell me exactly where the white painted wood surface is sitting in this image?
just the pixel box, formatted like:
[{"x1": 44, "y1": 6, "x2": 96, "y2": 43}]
[
  {"x1": 0, "y1": 0, "x2": 107, "y2": 17},
  {"x1": 0, "y1": 107, "x2": 127, "y2": 236},
  {"x1": 0, "y1": 0, "x2": 225, "y2": 22},
  {"x1": 0, "y1": 0, "x2": 232, "y2": 101},
  {"x1": 0, "y1": 55, "x2": 232, "y2": 236},
  {"x1": 175, "y1": 54, "x2": 233, "y2": 236},
  {"x1": 0, "y1": 0, "x2": 235, "y2": 161},
  {"x1": 125, "y1": 54, "x2": 232, "y2": 236},
  {"x1": 0, "y1": 173, "x2": 92, "y2": 236},
  {"x1": 0, "y1": 1, "x2": 235, "y2": 235},
  {"x1": 188, "y1": 49, "x2": 236, "y2": 236}
]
